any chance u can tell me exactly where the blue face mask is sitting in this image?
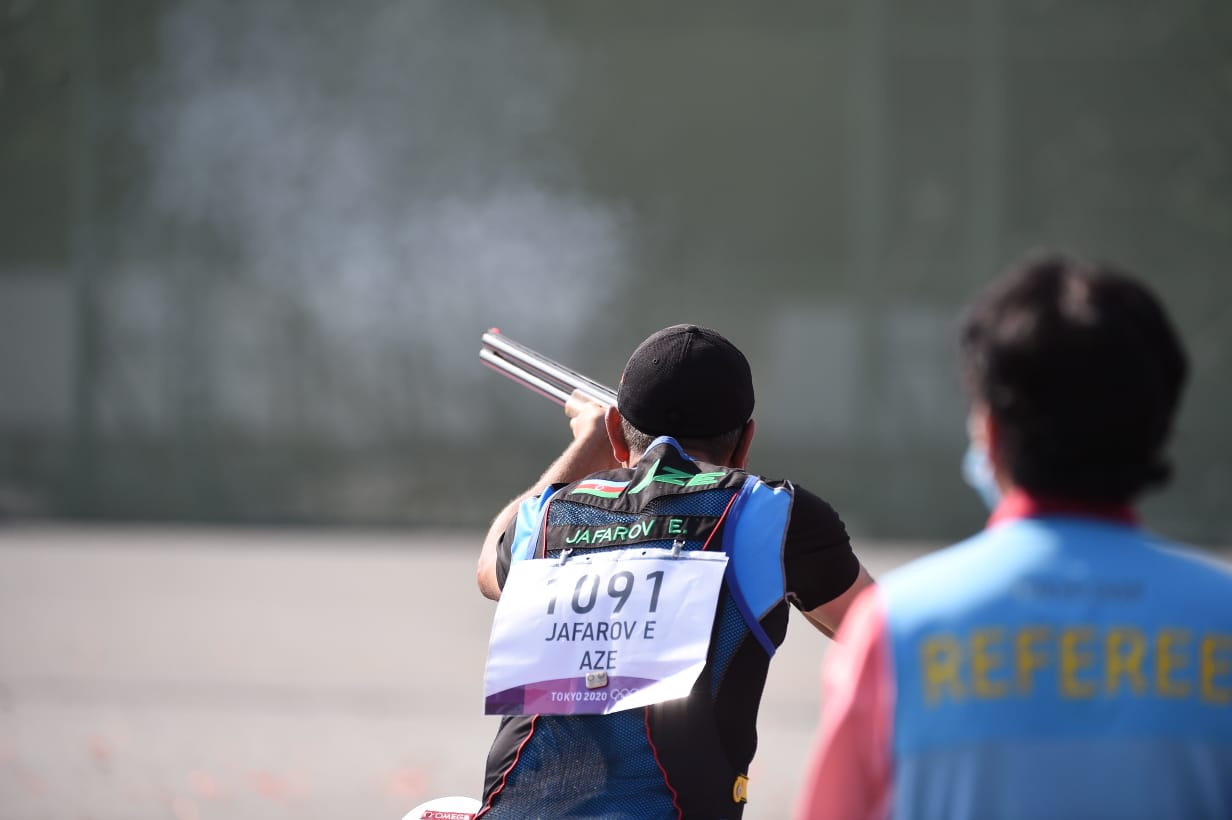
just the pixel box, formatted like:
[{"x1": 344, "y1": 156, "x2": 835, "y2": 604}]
[{"x1": 961, "y1": 443, "x2": 1002, "y2": 511}]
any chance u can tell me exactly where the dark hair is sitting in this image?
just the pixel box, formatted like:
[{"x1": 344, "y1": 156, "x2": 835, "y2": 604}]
[
  {"x1": 620, "y1": 417, "x2": 744, "y2": 466},
  {"x1": 960, "y1": 253, "x2": 1189, "y2": 503}
]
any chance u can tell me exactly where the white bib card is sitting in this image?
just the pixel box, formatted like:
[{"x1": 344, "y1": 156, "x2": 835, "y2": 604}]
[{"x1": 483, "y1": 547, "x2": 729, "y2": 715}]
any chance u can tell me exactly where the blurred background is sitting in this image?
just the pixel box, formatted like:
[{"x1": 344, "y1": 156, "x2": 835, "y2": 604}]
[
  {"x1": 2, "y1": 0, "x2": 1230, "y2": 540},
  {"x1": 1, "y1": 1, "x2": 1230, "y2": 817}
]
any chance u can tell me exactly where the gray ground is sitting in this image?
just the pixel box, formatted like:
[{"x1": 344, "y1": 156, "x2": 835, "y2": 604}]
[{"x1": 0, "y1": 527, "x2": 1225, "y2": 819}]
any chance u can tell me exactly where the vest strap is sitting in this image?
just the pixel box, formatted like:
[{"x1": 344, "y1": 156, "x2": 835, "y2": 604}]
[{"x1": 719, "y1": 476, "x2": 778, "y2": 656}]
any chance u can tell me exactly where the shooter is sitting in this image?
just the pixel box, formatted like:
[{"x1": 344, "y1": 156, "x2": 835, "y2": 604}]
[{"x1": 473, "y1": 324, "x2": 873, "y2": 819}]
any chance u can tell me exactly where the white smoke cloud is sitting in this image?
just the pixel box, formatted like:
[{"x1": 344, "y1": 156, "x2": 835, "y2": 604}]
[{"x1": 131, "y1": 0, "x2": 632, "y2": 443}]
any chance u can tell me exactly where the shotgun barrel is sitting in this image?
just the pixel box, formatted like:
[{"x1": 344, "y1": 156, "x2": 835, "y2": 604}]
[{"x1": 480, "y1": 329, "x2": 617, "y2": 407}]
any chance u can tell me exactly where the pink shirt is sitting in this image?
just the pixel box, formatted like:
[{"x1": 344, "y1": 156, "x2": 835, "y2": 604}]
[{"x1": 793, "y1": 584, "x2": 894, "y2": 820}]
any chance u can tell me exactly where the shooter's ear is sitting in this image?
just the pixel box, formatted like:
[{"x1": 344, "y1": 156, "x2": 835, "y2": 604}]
[
  {"x1": 729, "y1": 418, "x2": 755, "y2": 469},
  {"x1": 606, "y1": 406, "x2": 631, "y2": 466}
]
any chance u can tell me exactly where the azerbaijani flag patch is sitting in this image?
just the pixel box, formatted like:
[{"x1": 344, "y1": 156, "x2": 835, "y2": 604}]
[{"x1": 569, "y1": 479, "x2": 630, "y2": 498}]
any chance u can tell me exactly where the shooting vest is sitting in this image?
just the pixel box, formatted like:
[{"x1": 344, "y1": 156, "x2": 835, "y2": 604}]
[
  {"x1": 480, "y1": 437, "x2": 793, "y2": 820},
  {"x1": 883, "y1": 516, "x2": 1232, "y2": 820}
]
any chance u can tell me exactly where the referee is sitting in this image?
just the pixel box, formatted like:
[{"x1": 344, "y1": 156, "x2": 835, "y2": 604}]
[{"x1": 795, "y1": 254, "x2": 1232, "y2": 820}]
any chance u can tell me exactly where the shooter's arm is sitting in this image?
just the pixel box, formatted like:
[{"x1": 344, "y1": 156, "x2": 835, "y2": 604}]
[{"x1": 476, "y1": 392, "x2": 620, "y2": 600}]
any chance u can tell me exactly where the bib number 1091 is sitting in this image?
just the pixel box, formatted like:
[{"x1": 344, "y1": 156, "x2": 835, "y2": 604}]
[{"x1": 545, "y1": 570, "x2": 664, "y2": 615}]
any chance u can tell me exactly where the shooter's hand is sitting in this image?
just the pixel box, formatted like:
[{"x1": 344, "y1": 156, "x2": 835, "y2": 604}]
[{"x1": 563, "y1": 389, "x2": 621, "y2": 477}]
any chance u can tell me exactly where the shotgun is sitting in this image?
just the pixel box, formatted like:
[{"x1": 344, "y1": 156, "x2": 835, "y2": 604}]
[{"x1": 480, "y1": 329, "x2": 617, "y2": 407}]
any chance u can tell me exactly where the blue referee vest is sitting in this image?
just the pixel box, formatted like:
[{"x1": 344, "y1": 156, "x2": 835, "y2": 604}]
[{"x1": 883, "y1": 515, "x2": 1232, "y2": 820}]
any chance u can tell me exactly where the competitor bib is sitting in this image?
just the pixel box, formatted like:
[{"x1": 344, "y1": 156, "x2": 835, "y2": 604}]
[{"x1": 483, "y1": 547, "x2": 729, "y2": 715}]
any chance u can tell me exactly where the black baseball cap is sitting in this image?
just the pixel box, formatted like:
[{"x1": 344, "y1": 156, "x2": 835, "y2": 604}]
[{"x1": 617, "y1": 324, "x2": 755, "y2": 438}]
